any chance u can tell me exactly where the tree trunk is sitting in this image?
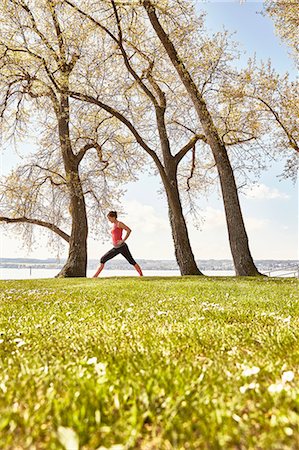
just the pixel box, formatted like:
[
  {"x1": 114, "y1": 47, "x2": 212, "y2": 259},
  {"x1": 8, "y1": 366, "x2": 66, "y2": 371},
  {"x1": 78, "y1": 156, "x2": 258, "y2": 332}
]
[
  {"x1": 163, "y1": 164, "x2": 203, "y2": 276},
  {"x1": 167, "y1": 187, "x2": 203, "y2": 276},
  {"x1": 144, "y1": 3, "x2": 261, "y2": 276},
  {"x1": 210, "y1": 141, "x2": 260, "y2": 275},
  {"x1": 189, "y1": 98, "x2": 261, "y2": 275},
  {"x1": 154, "y1": 104, "x2": 203, "y2": 275},
  {"x1": 55, "y1": 95, "x2": 88, "y2": 277},
  {"x1": 55, "y1": 170, "x2": 88, "y2": 278}
]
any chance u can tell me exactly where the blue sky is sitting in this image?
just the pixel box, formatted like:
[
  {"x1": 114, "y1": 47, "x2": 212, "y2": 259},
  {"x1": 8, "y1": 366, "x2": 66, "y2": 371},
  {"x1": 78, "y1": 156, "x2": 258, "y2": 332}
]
[
  {"x1": 0, "y1": 1, "x2": 298, "y2": 262},
  {"x1": 199, "y1": 0, "x2": 296, "y2": 73}
]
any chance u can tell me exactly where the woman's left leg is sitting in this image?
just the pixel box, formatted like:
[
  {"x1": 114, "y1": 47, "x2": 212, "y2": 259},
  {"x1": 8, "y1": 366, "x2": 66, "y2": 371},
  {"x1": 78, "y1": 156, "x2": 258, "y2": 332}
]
[{"x1": 120, "y1": 244, "x2": 143, "y2": 276}]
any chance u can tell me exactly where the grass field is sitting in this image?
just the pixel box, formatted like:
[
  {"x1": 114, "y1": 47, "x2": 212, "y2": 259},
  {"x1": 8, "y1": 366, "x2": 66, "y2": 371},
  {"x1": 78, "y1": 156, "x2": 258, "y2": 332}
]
[{"x1": 0, "y1": 276, "x2": 298, "y2": 450}]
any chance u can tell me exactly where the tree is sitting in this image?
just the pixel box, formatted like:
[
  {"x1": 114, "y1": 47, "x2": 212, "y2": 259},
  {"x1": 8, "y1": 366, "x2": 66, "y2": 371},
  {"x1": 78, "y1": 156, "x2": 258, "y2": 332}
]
[
  {"x1": 262, "y1": 1, "x2": 299, "y2": 179},
  {"x1": 139, "y1": 0, "x2": 262, "y2": 276},
  {"x1": 219, "y1": 59, "x2": 299, "y2": 182},
  {"x1": 264, "y1": 0, "x2": 299, "y2": 67},
  {"x1": 0, "y1": 0, "x2": 138, "y2": 276}
]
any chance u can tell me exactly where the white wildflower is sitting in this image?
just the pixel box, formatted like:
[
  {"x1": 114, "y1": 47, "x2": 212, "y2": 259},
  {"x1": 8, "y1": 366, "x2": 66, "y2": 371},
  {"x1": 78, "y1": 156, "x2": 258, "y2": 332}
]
[
  {"x1": 232, "y1": 414, "x2": 241, "y2": 423},
  {"x1": 95, "y1": 410, "x2": 101, "y2": 424},
  {"x1": 14, "y1": 338, "x2": 26, "y2": 347},
  {"x1": 239, "y1": 385, "x2": 248, "y2": 394},
  {"x1": 228, "y1": 347, "x2": 238, "y2": 355},
  {"x1": 0, "y1": 382, "x2": 7, "y2": 393},
  {"x1": 240, "y1": 382, "x2": 259, "y2": 394},
  {"x1": 114, "y1": 393, "x2": 120, "y2": 410},
  {"x1": 157, "y1": 311, "x2": 167, "y2": 316},
  {"x1": 95, "y1": 362, "x2": 107, "y2": 377},
  {"x1": 87, "y1": 357, "x2": 97, "y2": 365},
  {"x1": 282, "y1": 316, "x2": 291, "y2": 323},
  {"x1": 268, "y1": 383, "x2": 284, "y2": 394},
  {"x1": 242, "y1": 366, "x2": 260, "y2": 377},
  {"x1": 282, "y1": 371, "x2": 294, "y2": 383},
  {"x1": 248, "y1": 382, "x2": 259, "y2": 390},
  {"x1": 57, "y1": 426, "x2": 79, "y2": 450}
]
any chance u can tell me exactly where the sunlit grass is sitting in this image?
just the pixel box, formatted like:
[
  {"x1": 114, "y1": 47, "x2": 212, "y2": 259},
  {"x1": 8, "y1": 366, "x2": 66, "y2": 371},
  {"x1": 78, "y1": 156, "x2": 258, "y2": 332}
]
[{"x1": 0, "y1": 276, "x2": 298, "y2": 449}]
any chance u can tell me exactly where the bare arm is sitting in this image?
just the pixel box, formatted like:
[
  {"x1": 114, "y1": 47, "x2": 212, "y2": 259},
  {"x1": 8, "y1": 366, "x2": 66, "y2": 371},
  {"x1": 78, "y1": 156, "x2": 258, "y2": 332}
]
[{"x1": 118, "y1": 221, "x2": 131, "y2": 243}]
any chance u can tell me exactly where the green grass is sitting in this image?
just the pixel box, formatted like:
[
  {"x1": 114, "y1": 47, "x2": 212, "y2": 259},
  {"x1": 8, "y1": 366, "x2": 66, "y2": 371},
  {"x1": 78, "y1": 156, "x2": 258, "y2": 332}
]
[{"x1": 0, "y1": 276, "x2": 298, "y2": 450}]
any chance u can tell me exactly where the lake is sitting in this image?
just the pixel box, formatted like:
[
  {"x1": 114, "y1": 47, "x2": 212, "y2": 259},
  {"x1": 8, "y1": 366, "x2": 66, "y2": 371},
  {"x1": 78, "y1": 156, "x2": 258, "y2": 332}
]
[{"x1": 1, "y1": 268, "x2": 297, "y2": 280}]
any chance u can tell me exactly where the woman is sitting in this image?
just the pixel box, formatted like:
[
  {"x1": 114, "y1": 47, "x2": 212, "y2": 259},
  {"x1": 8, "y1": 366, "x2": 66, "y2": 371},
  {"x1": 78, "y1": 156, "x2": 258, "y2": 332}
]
[{"x1": 93, "y1": 211, "x2": 143, "y2": 277}]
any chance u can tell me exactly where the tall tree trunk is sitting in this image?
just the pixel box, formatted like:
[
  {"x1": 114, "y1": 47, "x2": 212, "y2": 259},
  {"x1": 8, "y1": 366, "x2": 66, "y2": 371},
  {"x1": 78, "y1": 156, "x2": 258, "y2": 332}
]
[
  {"x1": 210, "y1": 141, "x2": 260, "y2": 275},
  {"x1": 155, "y1": 104, "x2": 203, "y2": 275},
  {"x1": 165, "y1": 175, "x2": 203, "y2": 275},
  {"x1": 55, "y1": 170, "x2": 88, "y2": 278},
  {"x1": 55, "y1": 95, "x2": 88, "y2": 277},
  {"x1": 144, "y1": 2, "x2": 261, "y2": 276}
]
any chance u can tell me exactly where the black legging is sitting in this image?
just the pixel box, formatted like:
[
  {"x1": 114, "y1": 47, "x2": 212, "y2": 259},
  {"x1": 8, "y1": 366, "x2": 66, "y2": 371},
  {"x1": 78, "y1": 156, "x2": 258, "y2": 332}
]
[{"x1": 100, "y1": 243, "x2": 136, "y2": 265}]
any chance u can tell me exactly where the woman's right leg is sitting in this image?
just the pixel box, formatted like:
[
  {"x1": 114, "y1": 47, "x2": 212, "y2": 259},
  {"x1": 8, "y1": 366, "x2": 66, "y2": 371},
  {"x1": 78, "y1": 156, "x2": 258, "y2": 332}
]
[
  {"x1": 92, "y1": 247, "x2": 119, "y2": 277},
  {"x1": 93, "y1": 263, "x2": 105, "y2": 278}
]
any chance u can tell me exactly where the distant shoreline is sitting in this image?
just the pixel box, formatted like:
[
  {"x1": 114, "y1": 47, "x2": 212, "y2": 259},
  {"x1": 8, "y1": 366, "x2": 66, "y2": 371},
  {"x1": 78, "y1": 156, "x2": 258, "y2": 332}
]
[{"x1": 0, "y1": 258, "x2": 298, "y2": 271}]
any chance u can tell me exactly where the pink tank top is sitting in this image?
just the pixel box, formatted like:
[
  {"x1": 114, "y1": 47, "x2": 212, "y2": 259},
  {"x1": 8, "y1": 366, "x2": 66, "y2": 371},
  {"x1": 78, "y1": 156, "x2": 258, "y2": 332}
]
[{"x1": 111, "y1": 222, "x2": 123, "y2": 246}]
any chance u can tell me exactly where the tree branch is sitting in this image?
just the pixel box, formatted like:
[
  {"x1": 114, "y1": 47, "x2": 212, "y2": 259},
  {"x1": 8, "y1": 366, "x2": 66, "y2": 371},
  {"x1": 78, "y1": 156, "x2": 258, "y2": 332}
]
[
  {"x1": 175, "y1": 134, "x2": 207, "y2": 164},
  {"x1": 249, "y1": 94, "x2": 299, "y2": 153},
  {"x1": 225, "y1": 136, "x2": 257, "y2": 146},
  {"x1": 11, "y1": 0, "x2": 60, "y2": 63},
  {"x1": 110, "y1": 0, "x2": 158, "y2": 105},
  {"x1": 30, "y1": 164, "x2": 67, "y2": 182},
  {"x1": 68, "y1": 89, "x2": 167, "y2": 178},
  {"x1": 3, "y1": 44, "x2": 61, "y2": 92},
  {"x1": 76, "y1": 142, "x2": 109, "y2": 168},
  {"x1": 47, "y1": 0, "x2": 66, "y2": 64},
  {"x1": 0, "y1": 216, "x2": 70, "y2": 242},
  {"x1": 186, "y1": 144, "x2": 196, "y2": 192},
  {"x1": 65, "y1": 0, "x2": 158, "y2": 105}
]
